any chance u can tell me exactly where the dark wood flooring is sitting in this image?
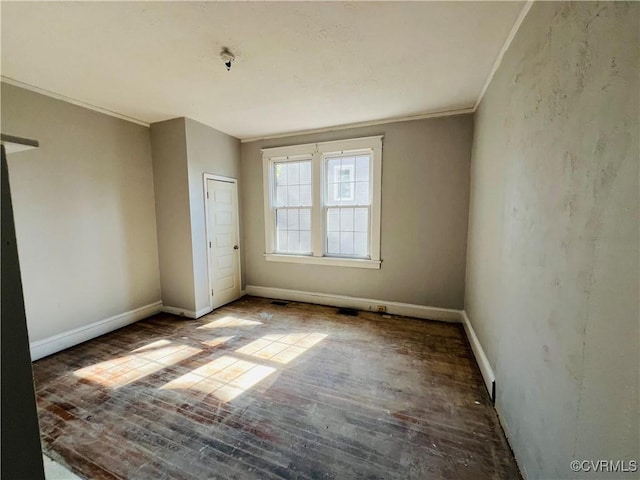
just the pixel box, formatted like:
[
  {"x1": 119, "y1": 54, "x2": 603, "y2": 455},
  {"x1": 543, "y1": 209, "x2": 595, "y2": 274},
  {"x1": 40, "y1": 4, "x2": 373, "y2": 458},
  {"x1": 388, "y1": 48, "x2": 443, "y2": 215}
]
[{"x1": 32, "y1": 296, "x2": 521, "y2": 480}]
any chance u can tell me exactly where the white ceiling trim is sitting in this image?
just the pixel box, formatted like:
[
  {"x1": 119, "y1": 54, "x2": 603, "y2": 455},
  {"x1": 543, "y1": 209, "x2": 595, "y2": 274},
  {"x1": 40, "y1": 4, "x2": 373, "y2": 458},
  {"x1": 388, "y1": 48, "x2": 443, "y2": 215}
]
[
  {"x1": 474, "y1": 0, "x2": 535, "y2": 111},
  {"x1": 240, "y1": 108, "x2": 475, "y2": 144},
  {"x1": 1, "y1": 76, "x2": 150, "y2": 127}
]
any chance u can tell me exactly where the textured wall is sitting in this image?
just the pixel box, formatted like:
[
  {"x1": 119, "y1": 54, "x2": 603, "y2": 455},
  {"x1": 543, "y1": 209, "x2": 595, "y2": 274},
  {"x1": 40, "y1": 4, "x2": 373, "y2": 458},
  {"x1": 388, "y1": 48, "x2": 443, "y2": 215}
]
[
  {"x1": 465, "y1": 2, "x2": 639, "y2": 478},
  {"x1": 241, "y1": 115, "x2": 473, "y2": 309},
  {"x1": 2, "y1": 83, "x2": 161, "y2": 341}
]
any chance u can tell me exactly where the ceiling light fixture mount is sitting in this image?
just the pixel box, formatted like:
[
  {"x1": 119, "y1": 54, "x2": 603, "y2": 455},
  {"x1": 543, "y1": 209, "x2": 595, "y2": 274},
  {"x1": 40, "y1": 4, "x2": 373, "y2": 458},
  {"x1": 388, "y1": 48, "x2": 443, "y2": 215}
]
[{"x1": 220, "y1": 47, "x2": 235, "y2": 71}]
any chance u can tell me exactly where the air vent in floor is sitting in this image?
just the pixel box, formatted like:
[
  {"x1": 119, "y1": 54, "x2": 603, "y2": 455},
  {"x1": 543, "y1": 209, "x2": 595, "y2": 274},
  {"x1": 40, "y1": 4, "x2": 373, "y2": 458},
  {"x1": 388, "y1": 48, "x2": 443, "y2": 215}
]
[{"x1": 337, "y1": 307, "x2": 358, "y2": 316}]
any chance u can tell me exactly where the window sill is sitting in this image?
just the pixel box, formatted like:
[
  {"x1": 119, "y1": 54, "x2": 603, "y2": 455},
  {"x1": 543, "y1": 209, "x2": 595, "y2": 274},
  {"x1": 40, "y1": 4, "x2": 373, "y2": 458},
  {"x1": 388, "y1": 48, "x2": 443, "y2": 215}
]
[{"x1": 264, "y1": 253, "x2": 381, "y2": 269}]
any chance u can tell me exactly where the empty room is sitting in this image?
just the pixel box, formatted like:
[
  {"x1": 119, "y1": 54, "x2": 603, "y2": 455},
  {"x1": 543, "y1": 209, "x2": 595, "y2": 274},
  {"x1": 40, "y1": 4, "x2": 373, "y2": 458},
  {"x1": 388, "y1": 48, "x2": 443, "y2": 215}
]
[{"x1": 1, "y1": 1, "x2": 638, "y2": 479}]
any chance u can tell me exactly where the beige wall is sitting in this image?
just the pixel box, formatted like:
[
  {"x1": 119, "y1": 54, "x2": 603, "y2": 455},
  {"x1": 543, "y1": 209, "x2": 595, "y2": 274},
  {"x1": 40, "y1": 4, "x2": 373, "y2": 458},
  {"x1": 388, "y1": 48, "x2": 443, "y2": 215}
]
[
  {"x1": 150, "y1": 118, "x2": 195, "y2": 311},
  {"x1": 241, "y1": 115, "x2": 473, "y2": 309},
  {"x1": 465, "y1": 2, "x2": 639, "y2": 478},
  {"x1": 184, "y1": 118, "x2": 241, "y2": 314},
  {"x1": 2, "y1": 83, "x2": 161, "y2": 341}
]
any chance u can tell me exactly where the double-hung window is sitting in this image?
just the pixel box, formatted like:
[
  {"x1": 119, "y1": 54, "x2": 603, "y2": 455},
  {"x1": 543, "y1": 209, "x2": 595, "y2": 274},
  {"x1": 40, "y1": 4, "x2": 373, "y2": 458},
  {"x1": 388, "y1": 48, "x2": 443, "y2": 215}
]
[{"x1": 262, "y1": 136, "x2": 382, "y2": 269}]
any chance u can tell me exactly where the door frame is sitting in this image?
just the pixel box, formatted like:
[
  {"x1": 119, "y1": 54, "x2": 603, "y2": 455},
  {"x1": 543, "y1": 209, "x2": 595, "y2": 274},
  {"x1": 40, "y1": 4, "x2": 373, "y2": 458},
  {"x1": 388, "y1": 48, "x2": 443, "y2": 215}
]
[{"x1": 203, "y1": 173, "x2": 242, "y2": 310}]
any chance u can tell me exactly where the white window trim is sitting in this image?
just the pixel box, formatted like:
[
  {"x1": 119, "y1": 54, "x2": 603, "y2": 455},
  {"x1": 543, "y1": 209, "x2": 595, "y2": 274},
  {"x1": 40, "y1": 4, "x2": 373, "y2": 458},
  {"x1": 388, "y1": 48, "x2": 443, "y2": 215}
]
[{"x1": 262, "y1": 135, "x2": 382, "y2": 269}]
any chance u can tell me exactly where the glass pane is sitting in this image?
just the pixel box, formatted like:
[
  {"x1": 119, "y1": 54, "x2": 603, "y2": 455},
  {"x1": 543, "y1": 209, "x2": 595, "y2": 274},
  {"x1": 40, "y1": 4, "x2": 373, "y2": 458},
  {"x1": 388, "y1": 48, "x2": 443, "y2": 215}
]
[
  {"x1": 354, "y1": 232, "x2": 368, "y2": 256},
  {"x1": 327, "y1": 182, "x2": 341, "y2": 206},
  {"x1": 300, "y1": 162, "x2": 312, "y2": 184},
  {"x1": 327, "y1": 232, "x2": 340, "y2": 254},
  {"x1": 299, "y1": 184, "x2": 312, "y2": 206},
  {"x1": 340, "y1": 208, "x2": 354, "y2": 231},
  {"x1": 340, "y1": 232, "x2": 354, "y2": 255},
  {"x1": 355, "y1": 182, "x2": 369, "y2": 205},
  {"x1": 327, "y1": 208, "x2": 340, "y2": 232},
  {"x1": 287, "y1": 185, "x2": 300, "y2": 206},
  {"x1": 276, "y1": 186, "x2": 287, "y2": 207},
  {"x1": 299, "y1": 209, "x2": 311, "y2": 231},
  {"x1": 287, "y1": 209, "x2": 299, "y2": 230},
  {"x1": 275, "y1": 163, "x2": 288, "y2": 186},
  {"x1": 287, "y1": 231, "x2": 300, "y2": 252},
  {"x1": 300, "y1": 231, "x2": 311, "y2": 253},
  {"x1": 354, "y1": 208, "x2": 368, "y2": 232},
  {"x1": 276, "y1": 209, "x2": 287, "y2": 228},
  {"x1": 326, "y1": 158, "x2": 341, "y2": 183},
  {"x1": 288, "y1": 162, "x2": 300, "y2": 185},
  {"x1": 277, "y1": 229, "x2": 287, "y2": 252},
  {"x1": 355, "y1": 156, "x2": 370, "y2": 182}
]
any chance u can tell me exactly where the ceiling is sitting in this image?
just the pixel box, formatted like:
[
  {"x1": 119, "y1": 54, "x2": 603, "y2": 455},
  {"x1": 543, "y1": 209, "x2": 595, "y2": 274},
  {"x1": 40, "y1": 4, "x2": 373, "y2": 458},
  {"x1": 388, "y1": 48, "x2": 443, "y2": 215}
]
[{"x1": 1, "y1": 1, "x2": 525, "y2": 140}]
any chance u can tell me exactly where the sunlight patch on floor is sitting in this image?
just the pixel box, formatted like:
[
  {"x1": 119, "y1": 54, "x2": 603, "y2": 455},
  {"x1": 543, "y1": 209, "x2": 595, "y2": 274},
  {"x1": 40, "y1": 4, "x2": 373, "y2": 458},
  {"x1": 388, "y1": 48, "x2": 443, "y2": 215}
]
[
  {"x1": 197, "y1": 316, "x2": 263, "y2": 329},
  {"x1": 160, "y1": 355, "x2": 276, "y2": 402},
  {"x1": 236, "y1": 332, "x2": 327, "y2": 364},
  {"x1": 73, "y1": 344, "x2": 202, "y2": 388}
]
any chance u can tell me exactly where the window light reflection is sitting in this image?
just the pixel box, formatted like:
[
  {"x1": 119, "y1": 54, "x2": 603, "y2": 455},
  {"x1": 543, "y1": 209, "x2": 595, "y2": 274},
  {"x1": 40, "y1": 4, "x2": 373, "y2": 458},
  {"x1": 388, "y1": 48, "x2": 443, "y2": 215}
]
[
  {"x1": 73, "y1": 343, "x2": 202, "y2": 388},
  {"x1": 197, "y1": 316, "x2": 263, "y2": 330},
  {"x1": 160, "y1": 355, "x2": 276, "y2": 402},
  {"x1": 236, "y1": 332, "x2": 327, "y2": 364}
]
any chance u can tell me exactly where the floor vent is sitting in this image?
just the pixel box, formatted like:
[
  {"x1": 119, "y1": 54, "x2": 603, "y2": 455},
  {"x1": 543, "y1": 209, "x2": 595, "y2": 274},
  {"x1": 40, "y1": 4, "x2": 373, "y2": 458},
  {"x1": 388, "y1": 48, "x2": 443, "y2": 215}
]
[
  {"x1": 271, "y1": 300, "x2": 289, "y2": 306},
  {"x1": 337, "y1": 307, "x2": 358, "y2": 316}
]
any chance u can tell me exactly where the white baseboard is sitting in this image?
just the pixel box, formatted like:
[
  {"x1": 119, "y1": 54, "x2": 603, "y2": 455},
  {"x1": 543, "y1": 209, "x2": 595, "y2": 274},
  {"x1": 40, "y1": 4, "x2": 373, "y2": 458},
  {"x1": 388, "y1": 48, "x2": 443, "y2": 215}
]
[
  {"x1": 161, "y1": 305, "x2": 197, "y2": 318},
  {"x1": 461, "y1": 310, "x2": 496, "y2": 402},
  {"x1": 196, "y1": 306, "x2": 214, "y2": 318},
  {"x1": 30, "y1": 301, "x2": 162, "y2": 361},
  {"x1": 245, "y1": 285, "x2": 462, "y2": 323}
]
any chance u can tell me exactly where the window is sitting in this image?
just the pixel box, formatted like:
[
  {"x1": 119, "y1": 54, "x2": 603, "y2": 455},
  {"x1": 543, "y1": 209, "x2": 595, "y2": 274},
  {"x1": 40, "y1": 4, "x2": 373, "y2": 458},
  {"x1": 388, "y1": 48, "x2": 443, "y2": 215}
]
[{"x1": 262, "y1": 136, "x2": 382, "y2": 269}]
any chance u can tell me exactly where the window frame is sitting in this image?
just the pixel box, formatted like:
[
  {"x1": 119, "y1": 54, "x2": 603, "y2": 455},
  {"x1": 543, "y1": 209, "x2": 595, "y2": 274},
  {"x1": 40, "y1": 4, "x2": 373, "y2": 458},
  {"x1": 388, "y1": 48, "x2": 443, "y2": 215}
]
[{"x1": 262, "y1": 135, "x2": 382, "y2": 269}]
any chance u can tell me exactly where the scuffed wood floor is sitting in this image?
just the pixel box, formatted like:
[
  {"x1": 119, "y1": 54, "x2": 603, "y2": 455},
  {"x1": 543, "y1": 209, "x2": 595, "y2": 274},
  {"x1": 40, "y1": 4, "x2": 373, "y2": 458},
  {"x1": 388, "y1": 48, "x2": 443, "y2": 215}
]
[{"x1": 33, "y1": 296, "x2": 521, "y2": 480}]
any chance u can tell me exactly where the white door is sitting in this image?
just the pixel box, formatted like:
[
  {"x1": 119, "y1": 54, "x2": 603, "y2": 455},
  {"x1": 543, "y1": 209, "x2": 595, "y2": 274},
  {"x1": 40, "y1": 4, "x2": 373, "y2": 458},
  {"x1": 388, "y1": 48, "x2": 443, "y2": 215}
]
[{"x1": 206, "y1": 177, "x2": 241, "y2": 309}]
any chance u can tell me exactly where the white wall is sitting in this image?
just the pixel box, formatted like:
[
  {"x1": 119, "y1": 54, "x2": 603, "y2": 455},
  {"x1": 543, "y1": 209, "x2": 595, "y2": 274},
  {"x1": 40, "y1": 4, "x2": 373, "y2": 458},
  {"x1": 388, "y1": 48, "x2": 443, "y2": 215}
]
[
  {"x1": 241, "y1": 115, "x2": 473, "y2": 309},
  {"x1": 465, "y1": 2, "x2": 639, "y2": 478},
  {"x1": 2, "y1": 83, "x2": 161, "y2": 343}
]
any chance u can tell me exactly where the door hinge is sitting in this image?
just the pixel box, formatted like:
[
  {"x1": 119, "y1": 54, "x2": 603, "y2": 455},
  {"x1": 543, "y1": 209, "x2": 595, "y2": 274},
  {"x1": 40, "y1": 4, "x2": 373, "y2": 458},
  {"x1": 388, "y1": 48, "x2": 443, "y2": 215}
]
[
  {"x1": 206, "y1": 191, "x2": 209, "y2": 199},
  {"x1": 209, "y1": 241, "x2": 212, "y2": 248},
  {"x1": 211, "y1": 289, "x2": 214, "y2": 296}
]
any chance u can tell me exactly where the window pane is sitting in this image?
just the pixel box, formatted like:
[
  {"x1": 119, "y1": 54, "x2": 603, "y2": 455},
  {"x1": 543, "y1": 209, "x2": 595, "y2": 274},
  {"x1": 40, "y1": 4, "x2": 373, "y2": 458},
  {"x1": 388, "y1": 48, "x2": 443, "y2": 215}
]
[
  {"x1": 327, "y1": 232, "x2": 340, "y2": 254},
  {"x1": 275, "y1": 207, "x2": 311, "y2": 255},
  {"x1": 277, "y1": 229, "x2": 288, "y2": 252},
  {"x1": 354, "y1": 208, "x2": 368, "y2": 232},
  {"x1": 355, "y1": 156, "x2": 370, "y2": 182},
  {"x1": 300, "y1": 162, "x2": 312, "y2": 184},
  {"x1": 276, "y1": 186, "x2": 287, "y2": 207},
  {"x1": 287, "y1": 231, "x2": 300, "y2": 252},
  {"x1": 340, "y1": 232, "x2": 354, "y2": 255},
  {"x1": 300, "y1": 184, "x2": 312, "y2": 206},
  {"x1": 275, "y1": 163, "x2": 288, "y2": 186},
  {"x1": 355, "y1": 182, "x2": 369, "y2": 204},
  {"x1": 276, "y1": 209, "x2": 287, "y2": 229},
  {"x1": 287, "y1": 162, "x2": 300, "y2": 185},
  {"x1": 289, "y1": 185, "x2": 302, "y2": 206},
  {"x1": 340, "y1": 208, "x2": 354, "y2": 231},
  {"x1": 300, "y1": 231, "x2": 311, "y2": 253},
  {"x1": 299, "y1": 209, "x2": 311, "y2": 230},
  {"x1": 326, "y1": 158, "x2": 341, "y2": 183},
  {"x1": 327, "y1": 208, "x2": 340, "y2": 232},
  {"x1": 287, "y1": 209, "x2": 299, "y2": 230},
  {"x1": 354, "y1": 232, "x2": 368, "y2": 256}
]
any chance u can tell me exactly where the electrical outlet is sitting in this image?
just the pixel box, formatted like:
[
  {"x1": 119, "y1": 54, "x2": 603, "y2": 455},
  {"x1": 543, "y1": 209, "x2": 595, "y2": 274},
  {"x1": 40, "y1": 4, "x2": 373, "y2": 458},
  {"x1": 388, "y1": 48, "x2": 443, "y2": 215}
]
[{"x1": 377, "y1": 305, "x2": 387, "y2": 313}]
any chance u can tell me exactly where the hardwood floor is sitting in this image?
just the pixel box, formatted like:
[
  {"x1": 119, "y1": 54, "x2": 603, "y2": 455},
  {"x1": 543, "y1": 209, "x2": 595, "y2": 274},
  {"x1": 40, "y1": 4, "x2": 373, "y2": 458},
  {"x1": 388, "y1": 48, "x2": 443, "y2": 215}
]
[{"x1": 33, "y1": 296, "x2": 521, "y2": 480}]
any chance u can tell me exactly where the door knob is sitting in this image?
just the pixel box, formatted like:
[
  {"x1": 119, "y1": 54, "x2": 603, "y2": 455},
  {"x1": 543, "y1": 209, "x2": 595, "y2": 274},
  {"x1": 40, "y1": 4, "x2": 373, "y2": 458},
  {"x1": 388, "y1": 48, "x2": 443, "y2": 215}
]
[{"x1": 233, "y1": 245, "x2": 239, "y2": 250}]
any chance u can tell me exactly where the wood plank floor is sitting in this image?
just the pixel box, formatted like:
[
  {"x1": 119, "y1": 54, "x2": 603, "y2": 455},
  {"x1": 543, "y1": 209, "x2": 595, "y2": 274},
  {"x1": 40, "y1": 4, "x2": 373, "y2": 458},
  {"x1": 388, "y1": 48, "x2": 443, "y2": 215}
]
[{"x1": 33, "y1": 296, "x2": 521, "y2": 480}]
